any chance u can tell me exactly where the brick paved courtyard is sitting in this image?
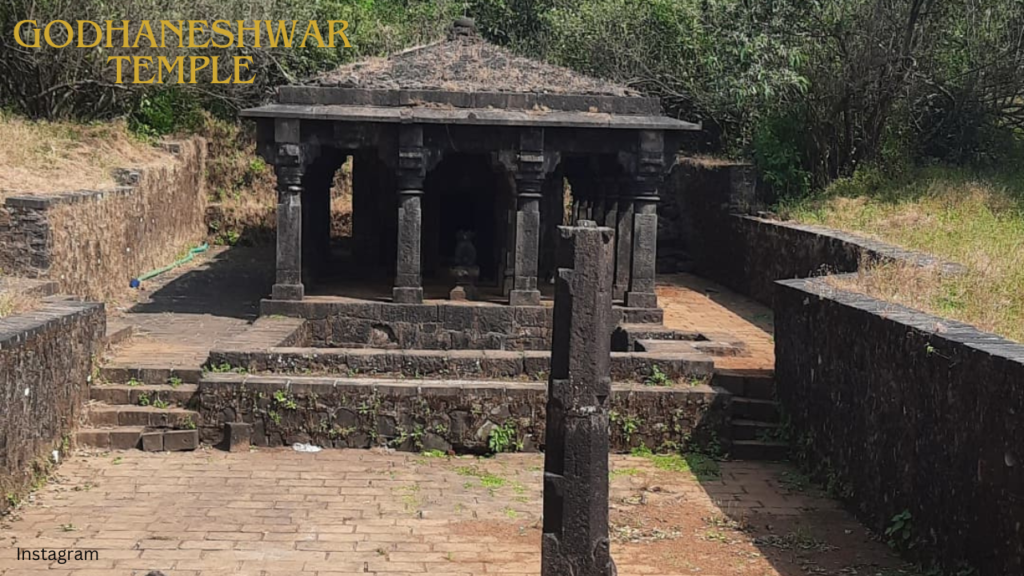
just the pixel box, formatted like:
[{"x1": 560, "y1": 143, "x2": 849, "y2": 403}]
[{"x1": 0, "y1": 449, "x2": 910, "y2": 576}]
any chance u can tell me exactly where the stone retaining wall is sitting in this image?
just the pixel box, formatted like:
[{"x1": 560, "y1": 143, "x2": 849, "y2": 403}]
[
  {"x1": 0, "y1": 298, "x2": 105, "y2": 513},
  {"x1": 199, "y1": 374, "x2": 731, "y2": 455},
  {"x1": 207, "y1": 347, "x2": 714, "y2": 383},
  {"x1": 774, "y1": 276, "x2": 1024, "y2": 575},
  {"x1": 660, "y1": 159, "x2": 962, "y2": 305},
  {"x1": 0, "y1": 139, "x2": 207, "y2": 302}
]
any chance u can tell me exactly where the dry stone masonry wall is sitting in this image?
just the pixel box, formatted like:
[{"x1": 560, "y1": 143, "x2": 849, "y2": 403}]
[
  {"x1": 0, "y1": 139, "x2": 207, "y2": 301},
  {"x1": 0, "y1": 298, "x2": 105, "y2": 513},
  {"x1": 774, "y1": 276, "x2": 1024, "y2": 576}
]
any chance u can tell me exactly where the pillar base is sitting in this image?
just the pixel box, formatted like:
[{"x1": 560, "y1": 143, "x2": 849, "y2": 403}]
[
  {"x1": 613, "y1": 286, "x2": 628, "y2": 302},
  {"x1": 272, "y1": 283, "x2": 304, "y2": 301},
  {"x1": 393, "y1": 287, "x2": 424, "y2": 304},
  {"x1": 625, "y1": 291, "x2": 658, "y2": 308},
  {"x1": 509, "y1": 289, "x2": 541, "y2": 306}
]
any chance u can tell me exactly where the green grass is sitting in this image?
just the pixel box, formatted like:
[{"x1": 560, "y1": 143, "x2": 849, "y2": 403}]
[
  {"x1": 780, "y1": 166, "x2": 1024, "y2": 342},
  {"x1": 630, "y1": 446, "x2": 721, "y2": 480}
]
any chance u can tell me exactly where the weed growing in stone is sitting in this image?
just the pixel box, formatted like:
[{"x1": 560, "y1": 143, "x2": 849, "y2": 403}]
[
  {"x1": 137, "y1": 392, "x2": 151, "y2": 406},
  {"x1": 885, "y1": 509, "x2": 915, "y2": 551},
  {"x1": 126, "y1": 377, "x2": 143, "y2": 387},
  {"x1": 167, "y1": 376, "x2": 183, "y2": 388},
  {"x1": 273, "y1": 390, "x2": 297, "y2": 410},
  {"x1": 645, "y1": 365, "x2": 672, "y2": 386},
  {"x1": 487, "y1": 420, "x2": 522, "y2": 454},
  {"x1": 206, "y1": 362, "x2": 246, "y2": 374}
]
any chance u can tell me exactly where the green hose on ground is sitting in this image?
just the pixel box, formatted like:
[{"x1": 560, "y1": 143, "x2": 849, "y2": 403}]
[{"x1": 130, "y1": 243, "x2": 210, "y2": 287}]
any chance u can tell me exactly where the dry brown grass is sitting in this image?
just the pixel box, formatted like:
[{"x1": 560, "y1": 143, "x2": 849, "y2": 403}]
[
  {"x1": 201, "y1": 116, "x2": 353, "y2": 245},
  {"x1": 0, "y1": 113, "x2": 172, "y2": 199},
  {"x1": 788, "y1": 170, "x2": 1024, "y2": 342},
  {"x1": 0, "y1": 291, "x2": 40, "y2": 319}
]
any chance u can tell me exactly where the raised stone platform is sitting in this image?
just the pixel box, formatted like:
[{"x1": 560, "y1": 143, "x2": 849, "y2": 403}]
[{"x1": 261, "y1": 297, "x2": 664, "y2": 350}]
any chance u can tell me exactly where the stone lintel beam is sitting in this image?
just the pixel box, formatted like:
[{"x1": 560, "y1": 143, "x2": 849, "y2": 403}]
[
  {"x1": 271, "y1": 118, "x2": 319, "y2": 301},
  {"x1": 542, "y1": 222, "x2": 616, "y2": 576},
  {"x1": 625, "y1": 130, "x2": 666, "y2": 309},
  {"x1": 394, "y1": 124, "x2": 429, "y2": 304}
]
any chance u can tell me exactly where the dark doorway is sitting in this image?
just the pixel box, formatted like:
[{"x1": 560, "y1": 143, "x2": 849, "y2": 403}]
[{"x1": 423, "y1": 154, "x2": 507, "y2": 283}]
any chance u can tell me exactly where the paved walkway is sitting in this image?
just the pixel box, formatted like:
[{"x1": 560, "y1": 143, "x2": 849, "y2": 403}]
[
  {"x1": 0, "y1": 449, "x2": 909, "y2": 576},
  {"x1": 104, "y1": 246, "x2": 273, "y2": 373},
  {"x1": 659, "y1": 274, "x2": 775, "y2": 371}
]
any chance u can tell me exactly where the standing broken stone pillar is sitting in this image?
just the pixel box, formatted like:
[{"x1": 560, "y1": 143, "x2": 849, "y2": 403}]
[
  {"x1": 542, "y1": 222, "x2": 617, "y2": 576},
  {"x1": 394, "y1": 125, "x2": 426, "y2": 304}
]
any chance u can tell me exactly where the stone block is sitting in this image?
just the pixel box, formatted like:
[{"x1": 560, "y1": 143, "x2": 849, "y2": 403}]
[
  {"x1": 441, "y1": 305, "x2": 476, "y2": 331},
  {"x1": 381, "y1": 303, "x2": 439, "y2": 324},
  {"x1": 141, "y1": 431, "x2": 164, "y2": 452},
  {"x1": 514, "y1": 306, "x2": 551, "y2": 328},
  {"x1": 224, "y1": 422, "x2": 252, "y2": 452},
  {"x1": 164, "y1": 430, "x2": 199, "y2": 451},
  {"x1": 75, "y1": 430, "x2": 109, "y2": 449},
  {"x1": 109, "y1": 428, "x2": 142, "y2": 450},
  {"x1": 476, "y1": 306, "x2": 515, "y2": 334}
]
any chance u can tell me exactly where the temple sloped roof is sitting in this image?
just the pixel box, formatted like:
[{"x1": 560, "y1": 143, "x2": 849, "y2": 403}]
[
  {"x1": 243, "y1": 19, "x2": 699, "y2": 131},
  {"x1": 312, "y1": 23, "x2": 637, "y2": 98}
]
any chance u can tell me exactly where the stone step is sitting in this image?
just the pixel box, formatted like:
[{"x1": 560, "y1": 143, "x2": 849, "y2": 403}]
[
  {"x1": 732, "y1": 397, "x2": 780, "y2": 422},
  {"x1": 731, "y1": 419, "x2": 783, "y2": 442},
  {"x1": 99, "y1": 366, "x2": 202, "y2": 386},
  {"x1": 102, "y1": 322, "x2": 134, "y2": 349},
  {"x1": 76, "y1": 427, "x2": 199, "y2": 452},
  {"x1": 712, "y1": 369, "x2": 775, "y2": 399},
  {"x1": 635, "y1": 339, "x2": 746, "y2": 357},
  {"x1": 86, "y1": 403, "x2": 199, "y2": 428},
  {"x1": 90, "y1": 384, "x2": 198, "y2": 407},
  {"x1": 730, "y1": 439, "x2": 789, "y2": 461},
  {"x1": 611, "y1": 324, "x2": 703, "y2": 351},
  {"x1": 208, "y1": 347, "x2": 716, "y2": 383},
  {"x1": 76, "y1": 426, "x2": 146, "y2": 450}
]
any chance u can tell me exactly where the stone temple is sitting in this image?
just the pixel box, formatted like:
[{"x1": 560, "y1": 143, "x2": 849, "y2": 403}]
[{"x1": 242, "y1": 19, "x2": 699, "y2": 347}]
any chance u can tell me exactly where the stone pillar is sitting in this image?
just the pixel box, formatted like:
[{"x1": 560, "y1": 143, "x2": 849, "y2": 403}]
[
  {"x1": 626, "y1": 131, "x2": 664, "y2": 309},
  {"x1": 394, "y1": 126, "x2": 426, "y2": 304},
  {"x1": 271, "y1": 122, "x2": 317, "y2": 300},
  {"x1": 510, "y1": 129, "x2": 545, "y2": 306},
  {"x1": 542, "y1": 222, "x2": 616, "y2": 576},
  {"x1": 613, "y1": 179, "x2": 633, "y2": 302}
]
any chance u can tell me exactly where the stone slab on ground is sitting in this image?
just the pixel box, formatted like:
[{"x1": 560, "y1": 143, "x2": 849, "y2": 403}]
[{"x1": 0, "y1": 449, "x2": 914, "y2": 576}]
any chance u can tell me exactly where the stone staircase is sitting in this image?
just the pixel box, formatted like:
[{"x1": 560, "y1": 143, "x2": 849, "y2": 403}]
[
  {"x1": 712, "y1": 369, "x2": 789, "y2": 460},
  {"x1": 76, "y1": 373, "x2": 201, "y2": 451}
]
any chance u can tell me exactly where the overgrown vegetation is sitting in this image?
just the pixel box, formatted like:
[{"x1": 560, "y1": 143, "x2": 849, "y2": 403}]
[
  {"x1": 2, "y1": 1, "x2": 1020, "y2": 200},
  {"x1": 782, "y1": 168, "x2": 1024, "y2": 342}
]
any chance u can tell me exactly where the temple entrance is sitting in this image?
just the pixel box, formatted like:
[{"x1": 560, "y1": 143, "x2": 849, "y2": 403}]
[{"x1": 423, "y1": 153, "x2": 511, "y2": 284}]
